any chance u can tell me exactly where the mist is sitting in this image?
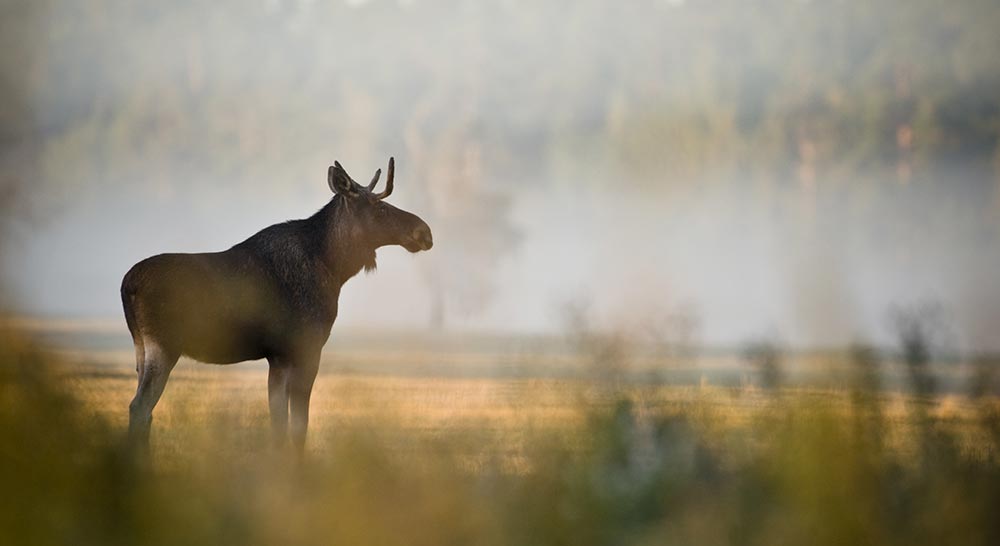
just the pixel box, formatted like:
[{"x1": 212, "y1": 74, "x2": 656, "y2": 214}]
[{"x1": 2, "y1": 0, "x2": 999, "y2": 352}]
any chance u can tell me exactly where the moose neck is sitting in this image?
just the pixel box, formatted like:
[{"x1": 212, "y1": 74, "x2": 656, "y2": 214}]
[{"x1": 310, "y1": 196, "x2": 378, "y2": 285}]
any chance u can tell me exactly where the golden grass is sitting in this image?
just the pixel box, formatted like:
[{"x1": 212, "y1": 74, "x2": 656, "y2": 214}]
[{"x1": 56, "y1": 349, "x2": 995, "y2": 472}]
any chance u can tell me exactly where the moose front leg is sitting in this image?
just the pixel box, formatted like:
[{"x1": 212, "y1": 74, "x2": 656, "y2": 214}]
[
  {"x1": 266, "y1": 360, "x2": 290, "y2": 447},
  {"x1": 288, "y1": 352, "x2": 321, "y2": 454}
]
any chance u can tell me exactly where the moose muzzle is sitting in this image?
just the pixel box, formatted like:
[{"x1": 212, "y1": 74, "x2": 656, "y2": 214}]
[{"x1": 410, "y1": 225, "x2": 433, "y2": 251}]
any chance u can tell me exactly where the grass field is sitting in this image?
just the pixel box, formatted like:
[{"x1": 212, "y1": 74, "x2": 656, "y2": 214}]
[{"x1": 3, "y1": 324, "x2": 1000, "y2": 545}]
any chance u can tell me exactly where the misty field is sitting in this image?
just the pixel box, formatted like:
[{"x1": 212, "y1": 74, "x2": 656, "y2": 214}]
[
  {"x1": 4, "y1": 326, "x2": 1000, "y2": 546},
  {"x1": 67, "y1": 352, "x2": 991, "y2": 467}
]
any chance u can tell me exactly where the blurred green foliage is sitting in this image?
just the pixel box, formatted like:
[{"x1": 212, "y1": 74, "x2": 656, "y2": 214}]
[{"x1": 3, "y1": 327, "x2": 1000, "y2": 546}]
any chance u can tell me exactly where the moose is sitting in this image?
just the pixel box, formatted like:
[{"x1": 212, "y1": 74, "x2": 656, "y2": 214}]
[{"x1": 120, "y1": 157, "x2": 432, "y2": 452}]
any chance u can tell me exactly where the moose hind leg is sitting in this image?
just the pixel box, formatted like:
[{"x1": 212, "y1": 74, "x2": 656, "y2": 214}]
[
  {"x1": 128, "y1": 340, "x2": 179, "y2": 447},
  {"x1": 266, "y1": 361, "x2": 290, "y2": 447},
  {"x1": 133, "y1": 336, "x2": 145, "y2": 382}
]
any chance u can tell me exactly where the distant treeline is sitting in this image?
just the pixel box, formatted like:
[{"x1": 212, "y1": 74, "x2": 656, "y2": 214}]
[{"x1": 1, "y1": 0, "x2": 997, "y2": 200}]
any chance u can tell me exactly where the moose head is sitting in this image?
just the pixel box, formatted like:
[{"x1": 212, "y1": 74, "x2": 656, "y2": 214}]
[{"x1": 327, "y1": 157, "x2": 433, "y2": 260}]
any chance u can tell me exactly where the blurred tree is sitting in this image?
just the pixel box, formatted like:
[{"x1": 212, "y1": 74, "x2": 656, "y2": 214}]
[
  {"x1": 405, "y1": 113, "x2": 520, "y2": 329},
  {"x1": 743, "y1": 339, "x2": 785, "y2": 392},
  {"x1": 890, "y1": 302, "x2": 949, "y2": 399},
  {"x1": 0, "y1": 0, "x2": 50, "y2": 310}
]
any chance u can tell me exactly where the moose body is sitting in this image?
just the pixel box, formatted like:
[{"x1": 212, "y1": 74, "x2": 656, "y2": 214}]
[{"x1": 121, "y1": 158, "x2": 432, "y2": 451}]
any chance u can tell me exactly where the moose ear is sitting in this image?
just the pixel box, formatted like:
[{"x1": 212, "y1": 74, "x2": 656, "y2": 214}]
[{"x1": 328, "y1": 162, "x2": 357, "y2": 195}]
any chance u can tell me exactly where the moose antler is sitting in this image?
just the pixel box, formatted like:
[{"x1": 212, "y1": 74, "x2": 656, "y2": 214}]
[{"x1": 373, "y1": 157, "x2": 394, "y2": 199}]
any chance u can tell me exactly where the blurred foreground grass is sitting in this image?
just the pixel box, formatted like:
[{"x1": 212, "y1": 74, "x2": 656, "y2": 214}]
[{"x1": 3, "y1": 326, "x2": 1000, "y2": 545}]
